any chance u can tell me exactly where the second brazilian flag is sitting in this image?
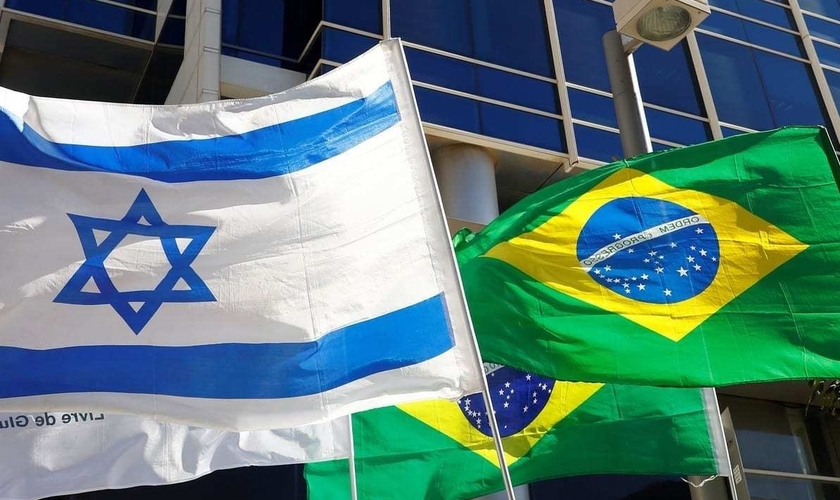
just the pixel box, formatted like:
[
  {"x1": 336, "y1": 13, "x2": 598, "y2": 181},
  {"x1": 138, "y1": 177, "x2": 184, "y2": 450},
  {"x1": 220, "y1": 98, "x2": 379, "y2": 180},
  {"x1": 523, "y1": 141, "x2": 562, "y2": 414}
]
[{"x1": 305, "y1": 372, "x2": 723, "y2": 500}]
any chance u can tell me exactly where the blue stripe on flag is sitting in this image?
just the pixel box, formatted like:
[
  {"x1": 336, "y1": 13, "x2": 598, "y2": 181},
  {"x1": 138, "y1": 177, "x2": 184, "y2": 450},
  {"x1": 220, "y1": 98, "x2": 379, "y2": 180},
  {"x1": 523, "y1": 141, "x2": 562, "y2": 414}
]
[
  {"x1": 0, "y1": 294, "x2": 453, "y2": 399},
  {"x1": 0, "y1": 82, "x2": 399, "y2": 183}
]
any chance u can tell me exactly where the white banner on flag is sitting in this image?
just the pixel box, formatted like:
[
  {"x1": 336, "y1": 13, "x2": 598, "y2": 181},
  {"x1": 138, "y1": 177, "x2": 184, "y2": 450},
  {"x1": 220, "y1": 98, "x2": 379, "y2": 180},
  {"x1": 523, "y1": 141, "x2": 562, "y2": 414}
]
[{"x1": 0, "y1": 411, "x2": 349, "y2": 500}]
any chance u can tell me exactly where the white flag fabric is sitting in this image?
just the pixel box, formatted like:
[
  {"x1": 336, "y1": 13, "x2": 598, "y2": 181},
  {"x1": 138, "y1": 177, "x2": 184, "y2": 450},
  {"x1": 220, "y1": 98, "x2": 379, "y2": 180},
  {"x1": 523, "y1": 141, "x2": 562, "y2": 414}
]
[
  {"x1": 0, "y1": 40, "x2": 483, "y2": 430},
  {"x1": 0, "y1": 411, "x2": 349, "y2": 500}
]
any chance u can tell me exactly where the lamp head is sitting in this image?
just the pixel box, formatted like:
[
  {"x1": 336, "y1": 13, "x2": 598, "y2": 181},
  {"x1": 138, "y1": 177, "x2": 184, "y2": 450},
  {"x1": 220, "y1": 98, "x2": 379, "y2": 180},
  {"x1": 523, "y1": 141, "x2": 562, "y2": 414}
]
[{"x1": 613, "y1": 0, "x2": 710, "y2": 50}]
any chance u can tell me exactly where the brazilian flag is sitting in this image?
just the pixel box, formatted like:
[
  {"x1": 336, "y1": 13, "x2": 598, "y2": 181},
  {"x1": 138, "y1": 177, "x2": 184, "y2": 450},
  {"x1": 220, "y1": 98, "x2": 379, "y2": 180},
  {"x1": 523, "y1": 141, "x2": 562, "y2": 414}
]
[
  {"x1": 305, "y1": 367, "x2": 723, "y2": 500},
  {"x1": 456, "y1": 127, "x2": 840, "y2": 387}
]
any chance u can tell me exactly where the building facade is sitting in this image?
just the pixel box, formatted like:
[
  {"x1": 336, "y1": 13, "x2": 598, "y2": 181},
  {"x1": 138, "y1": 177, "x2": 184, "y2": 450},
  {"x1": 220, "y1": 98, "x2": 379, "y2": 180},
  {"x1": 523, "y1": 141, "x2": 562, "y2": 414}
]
[{"x1": 1, "y1": 1, "x2": 840, "y2": 499}]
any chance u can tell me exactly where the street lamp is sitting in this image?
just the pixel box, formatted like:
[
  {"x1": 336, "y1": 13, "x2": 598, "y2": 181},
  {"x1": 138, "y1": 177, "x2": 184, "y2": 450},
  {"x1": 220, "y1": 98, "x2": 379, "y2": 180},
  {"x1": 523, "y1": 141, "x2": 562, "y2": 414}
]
[{"x1": 602, "y1": 0, "x2": 710, "y2": 156}]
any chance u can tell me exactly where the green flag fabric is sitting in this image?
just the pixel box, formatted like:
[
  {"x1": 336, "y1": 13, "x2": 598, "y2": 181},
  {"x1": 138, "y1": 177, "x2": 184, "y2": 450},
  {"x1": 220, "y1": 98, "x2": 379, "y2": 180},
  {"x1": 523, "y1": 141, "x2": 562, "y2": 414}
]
[
  {"x1": 455, "y1": 127, "x2": 840, "y2": 387},
  {"x1": 305, "y1": 376, "x2": 723, "y2": 500}
]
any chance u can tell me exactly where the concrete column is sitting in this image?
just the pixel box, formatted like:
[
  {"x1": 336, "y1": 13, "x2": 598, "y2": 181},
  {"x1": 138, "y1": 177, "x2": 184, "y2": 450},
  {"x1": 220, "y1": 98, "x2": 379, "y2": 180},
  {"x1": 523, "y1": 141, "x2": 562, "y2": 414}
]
[
  {"x1": 431, "y1": 144, "x2": 500, "y2": 225},
  {"x1": 431, "y1": 143, "x2": 529, "y2": 500},
  {"x1": 165, "y1": 0, "x2": 221, "y2": 104}
]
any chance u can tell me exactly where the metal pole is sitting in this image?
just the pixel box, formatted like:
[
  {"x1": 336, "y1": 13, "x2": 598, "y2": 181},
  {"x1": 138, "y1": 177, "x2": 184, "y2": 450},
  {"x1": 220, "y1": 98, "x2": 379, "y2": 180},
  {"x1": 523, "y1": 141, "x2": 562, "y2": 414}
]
[
  {"x1": 382, "y1": 0, "x2": 392, "y2": 40},
  {"x1": 602, "y1": 30, "x2": 653, "y2": 157},
  {"x1": 347, "y1": 414, "x2": 359, "y2": 500},
  {"x1": 480, "y1": 380, "x2": 518, "y2": 500}
]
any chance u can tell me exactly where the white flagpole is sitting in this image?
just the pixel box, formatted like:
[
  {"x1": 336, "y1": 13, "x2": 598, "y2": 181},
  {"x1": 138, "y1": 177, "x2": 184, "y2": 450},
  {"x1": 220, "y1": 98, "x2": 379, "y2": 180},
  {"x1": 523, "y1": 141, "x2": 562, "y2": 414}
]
[
  {"x1": 389, "y1": 39, "x2": 517, "y2": 500},
  {"x1": 347, "y1": 414, "x2": 359, "y2": 500},
  {"x1": 479, "y1": 373, "x2": 518, "y2": 500}
]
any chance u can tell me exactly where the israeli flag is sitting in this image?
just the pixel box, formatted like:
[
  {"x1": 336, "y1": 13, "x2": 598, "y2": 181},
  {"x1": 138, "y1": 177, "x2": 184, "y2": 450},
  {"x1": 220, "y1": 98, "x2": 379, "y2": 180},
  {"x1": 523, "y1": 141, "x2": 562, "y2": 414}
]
[{"x1": 0, "y1": 40, "x2": 483, "y2": 430}]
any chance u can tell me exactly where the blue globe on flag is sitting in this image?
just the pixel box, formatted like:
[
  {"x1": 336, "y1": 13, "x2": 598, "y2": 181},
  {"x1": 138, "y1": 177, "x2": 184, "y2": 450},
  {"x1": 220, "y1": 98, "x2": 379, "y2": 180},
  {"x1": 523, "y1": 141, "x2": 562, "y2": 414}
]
[
  {"x1": 576, "y1": 197, "x2": 721, "y2": 304},
  {"x1": 457, "y1": 365, "x2": 555, "y2": 438}
]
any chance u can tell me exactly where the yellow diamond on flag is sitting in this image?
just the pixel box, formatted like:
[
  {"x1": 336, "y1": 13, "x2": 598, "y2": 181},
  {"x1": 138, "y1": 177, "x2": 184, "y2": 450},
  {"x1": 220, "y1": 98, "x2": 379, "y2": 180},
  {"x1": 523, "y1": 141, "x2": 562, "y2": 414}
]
[
  {"x1": 485, "y1": 168, "x2": 808, "y2": 342},
  {"x1": 399, "y1": 366, "x2": 602, "y2": 467}
]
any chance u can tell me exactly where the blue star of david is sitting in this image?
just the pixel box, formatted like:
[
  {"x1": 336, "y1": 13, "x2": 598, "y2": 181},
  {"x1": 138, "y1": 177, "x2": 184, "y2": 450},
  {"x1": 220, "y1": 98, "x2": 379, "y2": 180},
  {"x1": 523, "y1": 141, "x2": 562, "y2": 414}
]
[{"x1": 55, "y1": 189, "x2": 216, "y2": 334}]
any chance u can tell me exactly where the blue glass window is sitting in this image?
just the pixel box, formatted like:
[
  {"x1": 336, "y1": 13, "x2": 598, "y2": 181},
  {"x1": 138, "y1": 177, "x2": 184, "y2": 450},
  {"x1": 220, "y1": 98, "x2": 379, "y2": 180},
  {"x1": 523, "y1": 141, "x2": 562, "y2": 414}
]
[
  {"x1": 701, "y1": 12, "x2": 751, "y2": 40},
  {"x1": 469, "y1": 0, "x2": 553, "y2": 77},
  {"x1": 404, "y1": 48, "x2": 560, "y2": 114},
  {"x1": 475, "y1": 67, "x2": 560, "y2": 114},
  {"x1": 738, "y1": 0, "x2": 795, "y2": 27},
  {"x1": 223, "y1": 1, "x2": 284, "y2": 55},
  {"x1": 634, "y1": 41, "x2": 705, "y2": 115},
  {"x1": 709, "y1": 0, "x2": 738, "y2": 10},
  {"x1": 701, "y1": 13, "x2": 804, "y2": 57},
  {"x1": 554, "y1": 0, "x2": 615, "y2": 91},
  {"x1": 415, "y1": 87, "x2": 565, "y2": 151},
  {"x1": 701, "y1": 34, "x2": 835, "y2": 143},
  {"x1": 799, "y1": 0, "x2": 840, "y2": 18},
  {"x1": 222, "y1": 0, "x2": 320, "y2": 61},
  {"x1": 645, "y1": 108, "x2": 712, "y2": 145},
  {"x1": 392, "y1": 0, "x2": 554, "y2": 77},
  {"x1": 722, "y1": 126, "x2": 751, "y2": 137},
  {"x1": 575, "y1": 125, "x2": 624, "y2": 162},
  {"x1": 816, "y1": 41, "x2": 840, "y2": 69},
  {"x1": 479, "y1": 103, "x2": 565, "y2": 151},
  {"x1": 822, "y1": 70, "x2": 840, "y2": 123},
  {"x1": 221, "y1": 47, "x2": 289, "y2": 67},
  {"x1": 5, "y1": 0, "x2": 59, "y2": 16},
  {"x1": 414, "y1": 87, "x2": 481, "y2": 134},
  {"x1": 709, "y1": 0, "x2": 795, "y2": 29},
  {"x1": 754, "y1": 51, "x2": 834, "y2": 134},
  {"x1": 742, "y1": 22, "x2": 804, "y2": 57},
  {"x1": 698, "y1": 35, "x2": 775, "y2": 130},
  {"x1": 171, "y1": 0, "x2": 186, "y2": 16},
  {"x1": 652, "y1": 141, "x2": 676, "y2": 152},
  {"x1": 109, "y1": 0, "x2": 157, "y2": 9},
  {"x1": 324, "y1": 0, "x2": 381, "y2": 34},
  {"x1": 805, "y1": 15, "x2": 840, "y2": 44},
  {"x1": 71, "y1": 0, "x2": 156, "y2": 40},
  {"x1": 393, "y1": 0, "x2": 472, "y2": 56},
  {"x1": 158, "y1": 16, "x2": 185, "y2": 46},
  {"x1": 6, "y1": 0, "x2": 155, "y2": 40},
  {"x1": 568, "y1": 88, "x2": 618, "y2": 128},
  {"x1": 15, "y1": 0, "x2": 159, "y2": 9},
  {"x1": 738, "y1": 0, "x2": 795, "y2": 28},
  {"x1": 322, "y1": 28, "x2": 378, "y2": 64},
  {"x1": 406, "y1": 48, "x2": 478, "y2": 93}
]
